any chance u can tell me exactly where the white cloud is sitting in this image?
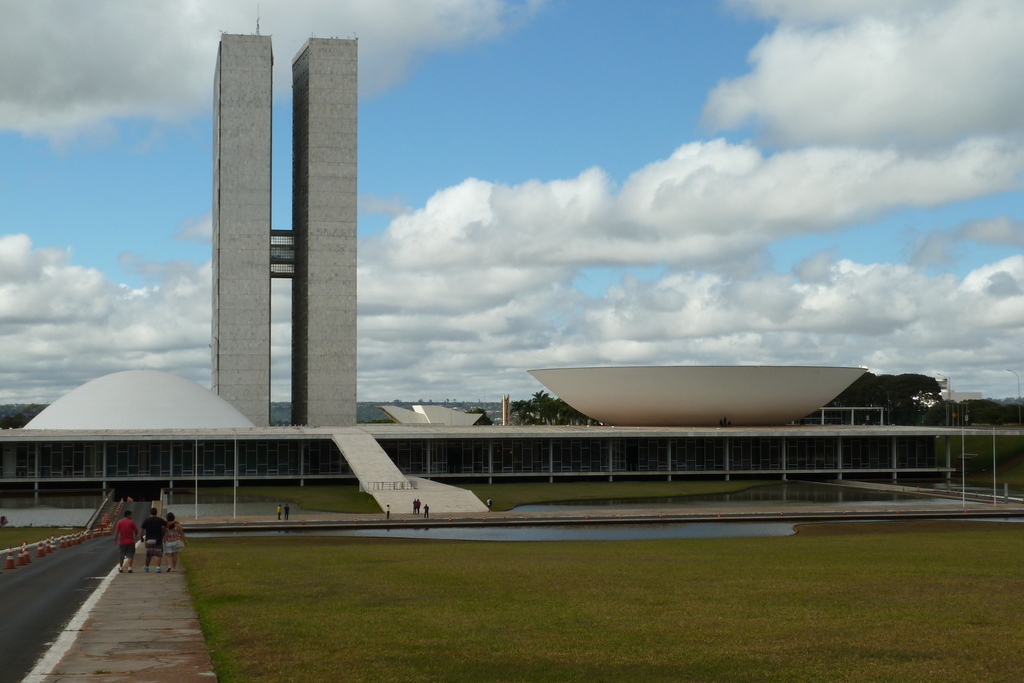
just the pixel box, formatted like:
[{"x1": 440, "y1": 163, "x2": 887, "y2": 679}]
[
  {"x1": 367, "y1": 138, "x2": 1024, "y2": 276},
  {"x1": 356, "y1": 248, "x2": 1024, "y2": 401},
  {"x1": 958, "y1": 216, "x2": 1024, "y2": 247},
  {"x1": 707, "y1": 0, "x2": 1024, "y2": 145},
  {"x1": 172, "y1": 212, "x2": 212, "y2": 243},
  {"x1": 0, "y1": 0, "x2": 544, "y2": 137},
  {"x1": 0, "y1": 234, "x2": 211, "y2": 403},
  {"x1": 359, "y1": 193, "x2": 411, "y2": 218},
  {"x1": 4, "y1": 216, "x2": 1023, "y2": 405}
]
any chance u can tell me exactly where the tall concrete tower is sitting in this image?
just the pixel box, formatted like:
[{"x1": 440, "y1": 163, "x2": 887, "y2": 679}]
[
  {"x1": 291, "y1": 39, "x2": 358, "y2": 426},
  {"x1": 211, "y1": 34, "x2": 273, "y2": 427}
]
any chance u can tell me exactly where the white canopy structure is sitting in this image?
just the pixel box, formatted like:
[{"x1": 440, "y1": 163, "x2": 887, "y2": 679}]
[
  {"x1": 26, "y1": 370, "x2": 256, "y2": 430},
  {"x1": 528, "y1": 366, "x2": 866, "y2": 427},
  {"x1": 377, "y1": 405, "x2": 483, "y2": 426}
]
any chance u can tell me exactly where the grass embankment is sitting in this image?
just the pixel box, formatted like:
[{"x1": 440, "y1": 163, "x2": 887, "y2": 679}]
[
  {"x1": 0, "y1": 526, "x2": 76, "y2": 548},
  {"x1": 185, "y1": 522, "x2": 1024, "y2": 682},
  {"x1": 205, "y1": 481, "x2": 777, "y2": 515},
  {"x1": 940, "y1": 434, "x2": 1024, "y2": 485},
  {"x1": 205, "y1": 485, "x2": 380, "y2": 514},
  {"x1": 458, "y1": 480, "x2": 778, "y2": 511}
]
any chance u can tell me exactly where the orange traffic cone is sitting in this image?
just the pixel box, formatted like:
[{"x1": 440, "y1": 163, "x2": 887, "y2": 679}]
[
  {"x1": 36, "y1": 540, "x2": 46, "y2": 558},
  {"x1": 20, "y1": 542, "x2": 30, "y2": 565},
  {"x1": 4, "y1": 549, "x2": 15, "y2": 570}
]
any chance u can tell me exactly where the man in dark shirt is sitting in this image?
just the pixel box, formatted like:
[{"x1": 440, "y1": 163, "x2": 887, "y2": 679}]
[{"x1": 140, "y1": 507, "x2": 167, "y2": 573}]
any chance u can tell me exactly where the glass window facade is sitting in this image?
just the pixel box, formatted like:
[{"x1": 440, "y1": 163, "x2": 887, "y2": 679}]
[
  {"x1": 376, "y1": 435, "x2": 935, "y2": 475},
  {"x1": 0, "y1": 439, "x2": 347, "y2": 479},
  {"x1": 1, "y1": 434, "x2": 937, "y2": 480}
]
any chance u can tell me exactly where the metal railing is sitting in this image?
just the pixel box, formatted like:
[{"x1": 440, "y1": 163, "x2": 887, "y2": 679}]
[{"x1": 365, "y1": 481, "x2": 417, "y2": 491}]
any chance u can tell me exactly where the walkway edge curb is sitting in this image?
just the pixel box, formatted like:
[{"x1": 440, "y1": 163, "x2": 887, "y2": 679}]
[{"x1": 22, "y1": 561, "x2": 120, "y2": 682}]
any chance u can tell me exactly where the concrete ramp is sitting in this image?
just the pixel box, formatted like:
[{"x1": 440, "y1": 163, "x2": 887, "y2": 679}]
[{"x1": 331, "y1": 433, "x2": 487, "y2": 514}]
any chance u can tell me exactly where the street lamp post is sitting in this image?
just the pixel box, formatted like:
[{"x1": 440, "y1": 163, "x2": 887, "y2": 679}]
[{"x1": 1008, "y1": 370, "x2": 1021, "y2": 425}]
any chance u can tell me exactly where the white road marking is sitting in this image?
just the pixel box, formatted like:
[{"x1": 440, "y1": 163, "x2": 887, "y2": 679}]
[{"x1": 21, "y1": 542, "x2": 133, "y2": 683}]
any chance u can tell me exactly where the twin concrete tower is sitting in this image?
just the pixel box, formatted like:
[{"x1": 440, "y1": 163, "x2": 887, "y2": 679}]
[{"x1": 212, "y1": 34, "x2": 357, "y2": 427}]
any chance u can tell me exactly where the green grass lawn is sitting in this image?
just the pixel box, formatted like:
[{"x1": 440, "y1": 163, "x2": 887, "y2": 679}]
[
  {"x1": 185, "y1": 521, "x2": 1024, "y2": 682},
  {"x1": 458, "y1": 480, "x2": 778, "y2": 511},
  {"x1": 205, "y1": 485, "x2": 381, "y2": 514},
  {"x1": 941, "y1": 434, "x2": 1024, "y2": 484},
  {"x1": 0, "y1": 526, "x2": 78, "y2": 549}
]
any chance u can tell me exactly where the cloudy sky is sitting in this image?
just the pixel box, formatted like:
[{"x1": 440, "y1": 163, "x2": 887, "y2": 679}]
[{"x1": 1, "y1": 0, "x2": 1023, "y2": 405}]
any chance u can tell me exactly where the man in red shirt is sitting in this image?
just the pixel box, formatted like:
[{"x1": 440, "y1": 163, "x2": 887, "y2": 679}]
[{"x1": 114, "y1": 510, "x2": 139, "y2": 573}]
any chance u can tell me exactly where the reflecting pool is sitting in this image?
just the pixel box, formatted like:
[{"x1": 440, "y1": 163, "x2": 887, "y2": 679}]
[
  {"x1": 0, "y1": 491, "x2": 105, "y2": 527},
  {"x1": 192, "y1": 521, "x2": 799, "y2": 542}
]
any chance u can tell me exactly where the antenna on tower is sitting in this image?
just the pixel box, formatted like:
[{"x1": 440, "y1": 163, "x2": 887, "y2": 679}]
[{"x1": 256, "y1": 3, "x2": 260, "y2": 35}]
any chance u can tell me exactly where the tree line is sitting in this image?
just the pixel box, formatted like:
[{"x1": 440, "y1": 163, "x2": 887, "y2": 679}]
[
  {"x1": 830, "y1": 373, "x2": 1021, "y2": 426},
  {"x1": 509, "y1": 391, "x2": 598, "y2": 426}
]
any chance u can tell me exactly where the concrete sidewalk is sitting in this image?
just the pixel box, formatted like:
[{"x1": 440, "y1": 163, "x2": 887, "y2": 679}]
[{"x1": 35, "y1": 558, "x2": 216, "y2": 682}]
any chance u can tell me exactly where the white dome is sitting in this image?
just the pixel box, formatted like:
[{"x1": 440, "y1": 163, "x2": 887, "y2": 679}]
[{"x1": 26, "y1": 370, "x2": 255, "y2": 430}]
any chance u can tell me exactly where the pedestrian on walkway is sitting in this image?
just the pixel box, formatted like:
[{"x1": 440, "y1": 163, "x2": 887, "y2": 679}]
[
  {"x1": 140, "y1": 507, "x2": 167, "y2": 573},
  {"x1": 284, "y1": 503, "x2": 290, "y2": 520},
  {"x1": 162, "y1": 512, "x2": 186, "y2": 572},
  {"x1": 385, "y1": 504, "x2": 390, "y2": 519},
  {"x1": 277, "y1": 504, "x2": 282, "y2": 520},
  {"x1": 486, "y1": 498, "x2": 492, "y2": 511},
  {"x1": 115, "y1": 510, "x2": 139, "y2": 573},
  {"x1": 423, "y1": 503, "x2": 429, "y2": 519}
]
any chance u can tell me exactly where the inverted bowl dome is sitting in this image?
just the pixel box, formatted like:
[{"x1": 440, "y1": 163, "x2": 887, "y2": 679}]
[
  {"x1": 26, "y1": 370, "x2": 255, "y2": 430},
  {"x1": 528, "y1": 366, "x2": 866, "y2": 427}
]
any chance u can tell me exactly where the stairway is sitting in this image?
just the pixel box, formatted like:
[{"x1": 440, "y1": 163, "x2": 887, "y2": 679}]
[{"x1": 331, "y1": 432, "x2": 488, "y2": 514}]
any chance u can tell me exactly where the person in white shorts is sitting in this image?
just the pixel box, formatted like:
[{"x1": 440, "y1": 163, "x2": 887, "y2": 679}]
[{"x1": 162, "y1": 511, "x2": 186, "y2": 572}]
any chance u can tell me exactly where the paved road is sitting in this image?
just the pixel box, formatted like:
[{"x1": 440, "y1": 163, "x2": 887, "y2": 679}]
[{"x1": 0, "y1": 501, "x2": 147, "y2": 683}]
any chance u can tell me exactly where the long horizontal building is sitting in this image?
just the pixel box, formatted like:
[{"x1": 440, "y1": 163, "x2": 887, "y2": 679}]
[{"x1": 0, "y1": 423, "x2": 988, "y2": 492}]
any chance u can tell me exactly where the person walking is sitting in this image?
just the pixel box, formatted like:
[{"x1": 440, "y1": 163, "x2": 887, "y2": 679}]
[
  {"x1": 284, "y1": 503, "x2": 290, "y2": 520},
  {"x1": 115, "y1": 509, "x2": 139, "y2": 573},
  {"x1": 486, "y1": 498, "x2": 492, "y2": 511},
  {"x1": 140, "y1": 507, "x2": 167, "y2": 573},
  {"x1": 385, "y1": 504, "x2": 390, "y2": 519},
  {"x1": 162, "y1": 512, "x2": 187, "y2": 572},
  {"x1": 423, "y1": 503, "x2": 429, "y2": 519},
  {"x1": 277, "y1": 504, "x2": 282, "y2": 520}
]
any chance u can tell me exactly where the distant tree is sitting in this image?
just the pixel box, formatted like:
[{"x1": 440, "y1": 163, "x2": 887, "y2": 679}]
[
  {"x1": 509, "y1": 393, "x2": 598, "y2": 426},
  {"x1": 510, "y1": 399, "x2": 537, "y2": 425},
  {"x1": 0, "y1": 413, "x2": 27, "y2": 429},
  {"x1": 832, "y1": 372, "x2": 940, "y2": 425}
]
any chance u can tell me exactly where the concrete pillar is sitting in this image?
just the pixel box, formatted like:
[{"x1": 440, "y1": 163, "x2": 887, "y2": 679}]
[
  {"x1": 836, "y1": 436, "x2": 843, "y2": 480},
  {"x1": 724, "y1": 437, "x2": 730, "y2": 481},
  {"x1": 781, "y1": 437, "x2": 787, "y2": 481},
  {"x1": 945, "y1": 437, "x2": 952, "y2": 481},
  {"x1": 891, "y1": 436, "x2": 898, "y2": 482}
]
